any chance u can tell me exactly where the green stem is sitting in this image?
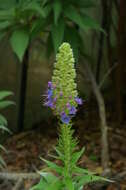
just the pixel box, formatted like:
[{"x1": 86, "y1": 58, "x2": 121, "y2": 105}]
[{"x1": 61, "y1": 123, "x2": 72, "y2": 177}]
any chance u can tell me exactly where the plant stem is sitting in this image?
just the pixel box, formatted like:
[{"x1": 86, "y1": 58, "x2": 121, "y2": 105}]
[{"x1": 60, "y1": 123, "x2": 72, "y2": 178}]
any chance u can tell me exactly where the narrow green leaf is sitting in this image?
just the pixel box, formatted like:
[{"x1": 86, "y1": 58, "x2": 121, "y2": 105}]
[
  {"x1": 54, "y1": 147, "x2": 64, "y2": 160},
  {"x1": 73, "y1": 166, "x2": 95, "y2": 175},
  {"x1": 0, "y1": 91, "x2": 13, "y2": 100},
  {"x1": 46, "y1": 33, "x2": 53, "y2": 57},
  {"x1": 38, "y1": 172, "x2": 58, "y2": 183},
  {"x1": 0, "y1": 114, "x2": 7, "y2": 126},
  {"x1": 64, "y1": 26, "x2": 80, "y2": 61},
  {"x1": 10, "y1": 29, "x2": 29, "y2": 62},
  {"x1": 44, "y1": 4, "x2": 52, "y2": 17},
  {"x1": 53, "y1": 0, "x2": 62, "y2": 25},
  {"x1": 40, "y1": 158, "x2": 63, "y2": 174},
  {"x1": 76, "y1": 174, "x2": 109, "y2": 187},
  {"x1": 30, "y1": 178, "x2": 48, "y2": 190},
  {"x1": 64, "y1": 6, "x2": 84, "y2": 29},
  {"x1": 71, "y1": 147, "x2": 85, "y2": 165},
  {"x1": 51, "y1": 19, "x2": 65, "y2": 53},
  {"x1": 0, "y1": 100, "x2": 15, "y2": 109}
]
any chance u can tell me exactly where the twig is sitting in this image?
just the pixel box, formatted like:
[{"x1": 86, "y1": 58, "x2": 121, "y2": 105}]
[
  {"x1": 80, "y1": 58, "x2": 110, "y2": 173},
  {"x1": 0, "y1": 172, "x2": 40, "y2": 181},
  {"x1": 13, "y1": 178, "x2": 23, "y2": 190},
  {"x1": 99, "y1": 62, "x2": 118, "y2": 88}
]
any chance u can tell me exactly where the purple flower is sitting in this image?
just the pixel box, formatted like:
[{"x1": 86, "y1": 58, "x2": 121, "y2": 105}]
[
  {"x1": 75, "y1": 97, "x2": 82, "y2": 105},
  {"x1": 61, "y1": 112, "x2": 71, "y2": 124},
  {"x1": 47, "y1": 89, "x2": 53, "y2": 98},
  {"x1": 48, "y1": 81, "x2": 53, "y2": 88},
  {"x1": 60, "y1": 91, "x2": 63, "y2": 96},
  {"x1": 69, "y1": 106, "x2": 77, "y2": 115},
  {"x1": 44, "y1": 98, "x2": 53, "y2": 107},
  {"x1": 66, "y1": 102, "x2": 71, "y2": 108}
]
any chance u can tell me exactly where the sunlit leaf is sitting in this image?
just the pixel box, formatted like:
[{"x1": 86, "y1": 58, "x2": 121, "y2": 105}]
[
  {"x1": 10, "y1": 29, "x2": 29, "y2": 62},
  {"x1": 0, "y1": 100, "x2": 15, "y2": 109},
  {"x1": 0, "y1": 91, "x2": 13, "y2": 100}
]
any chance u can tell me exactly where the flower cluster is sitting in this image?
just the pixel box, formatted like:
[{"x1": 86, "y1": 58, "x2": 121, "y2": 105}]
[{"x1": 44, "y1": 43, "x2": 82, "y2": 124}]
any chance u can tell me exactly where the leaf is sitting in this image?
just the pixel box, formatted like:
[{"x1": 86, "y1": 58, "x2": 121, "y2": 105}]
[
  {"x1": 23, "y1": 2, "x2": 45, "y2": 17},
  {"x1": 44, "y1": 4, "x2": 52, "y2": 17},
  {"x1": 64, "y1": 26, "x2": 80, "y2": 60},
  {"x1": 31, "y1": 173, "x2": 62, "y2": 190},
  {"x1": 51, "y1": 19, "x2": 65, "y2": 53},
  {"x1": 71, "y1": 147, "x2": 85, "y2": 165},
  {"x1": 38, "y1": 172, "x2": 58, "y2": 183},
  {"x1": 53, "y1": 0, "x2": 62, "y2": 25},
  {"x1": 74, "y1": 0, "x2": 96, "y2": 8},
  {"x1": 0, "y1": 91, "x2": 13, "y2": 100},
  {"x1": 0, "y1": 100, "x2": 15, "y2": 109},
  {"x1": 76, "y1": 174, "x2": 109, "y2": 187},
  {"x1": 0, "y1": 8, "x2": 15, "y2": 21},
  {"x1": 10, "y1": 29, "x2": 29, "y2": 62},
  {"x1": 46, "y1": 33, "x2": 53, "y2": 57},
  {"x1": 64, "y1": 6, "x2": 84, "y2": 29},
  {"x1": 0, "y1": 144, "x2": 7, "y2": 153},
  {"x1": 54, "y1": 147, "x2": 64, "y2": 160},
  {"x1": 64, "y1": 177, "x2": 74, "y2": 190},
  {"x1": 80, "y1": 13, "x2": 104, "y2": 32},
  {"x1": 30, "y1": 178, "x2": 48, "y2": 190},
  {"x1": 0, "y1": 21, "x2": 10, "y2": 30},
  {"x1": 0, "y1": 125, "x2": 11, "y2": 133},
  {"x1": 0, "y1": 114, "x2": 7, "y2": 126},
  {"x1": 73, "y1": 166, "x2": 95, "y2": 175},
  {"x1": 64, "y1": 6, "x2": 103, "y2": 33},
  {"x1": 0, "y1": 155, "x2": 6, "y2": 167},
  {"x1": 46, "y1": 178, "x2": 62, "y2": 190},
  {"x1": 40, "y1": 158, "x2": 63, "y2": 175}
]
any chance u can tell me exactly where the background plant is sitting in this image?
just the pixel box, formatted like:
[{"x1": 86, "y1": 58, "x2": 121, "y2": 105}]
[
  {"x1": 0, "y1": 0, "x2": 102, "y2": 132},
  {"x1": 0, "y1": 90, "x2": 14, "y2": 168}
]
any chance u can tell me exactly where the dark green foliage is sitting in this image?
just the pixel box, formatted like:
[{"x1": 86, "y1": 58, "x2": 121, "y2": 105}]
[
  {"x1": 0, "y1": 0, "x2": 102, "y2": 61},
  {"x1": 0, "y1": 0, "x2": 45, "y2": 61},
  {"x1": 41, "y1": 0, "x2": 102, "y2": 58}
]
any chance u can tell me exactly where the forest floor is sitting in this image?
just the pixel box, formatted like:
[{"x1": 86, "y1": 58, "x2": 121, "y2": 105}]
[{"x1": 1, "y1": 111, "x2": 126, "y2": 190}]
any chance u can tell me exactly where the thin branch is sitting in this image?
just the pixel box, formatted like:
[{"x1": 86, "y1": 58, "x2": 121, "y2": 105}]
[
  {"x1": 13, "y1": 179, "x2": 23, "y2": 190},
  {"x1": 99, "y1": 62, "x2": 118, "y2": 88},
  {"x1": 0, "y1": 172, "x2": 40, "y2": 181}
]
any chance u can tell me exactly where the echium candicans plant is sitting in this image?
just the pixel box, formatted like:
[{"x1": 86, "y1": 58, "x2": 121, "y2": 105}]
[{"x1": 31, "y1": 43, "x2": 111, "y2": 190}]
